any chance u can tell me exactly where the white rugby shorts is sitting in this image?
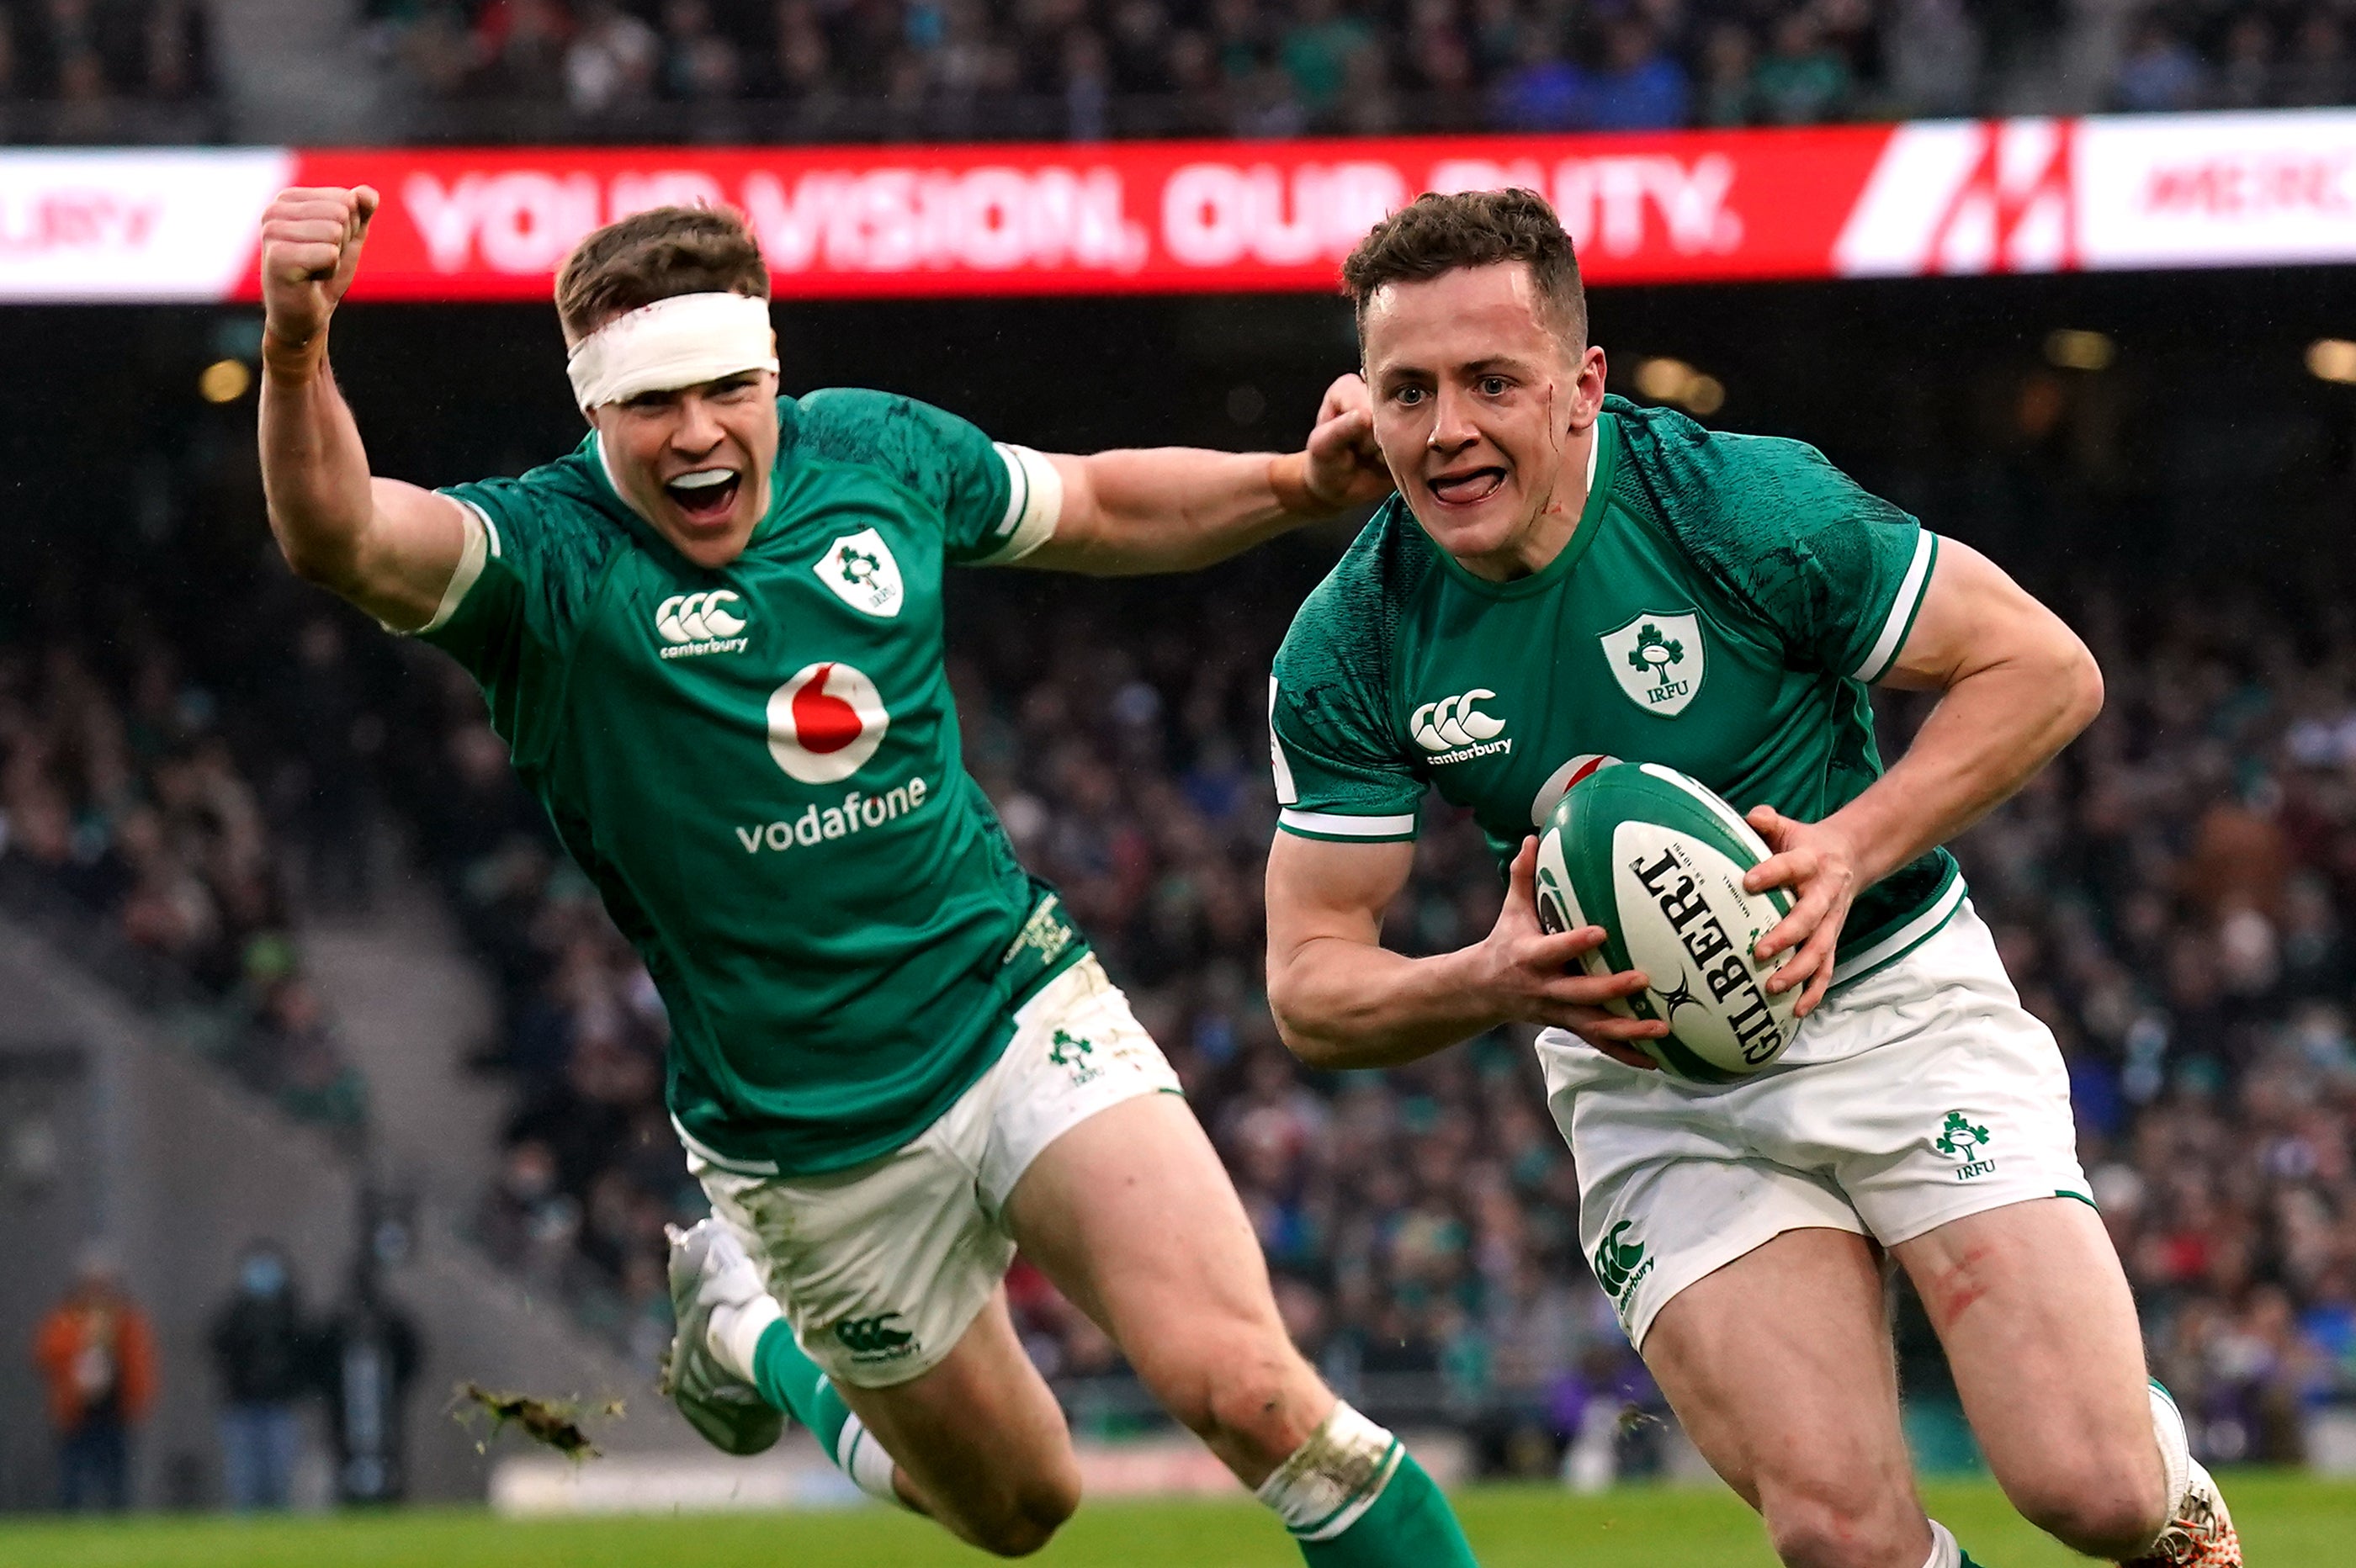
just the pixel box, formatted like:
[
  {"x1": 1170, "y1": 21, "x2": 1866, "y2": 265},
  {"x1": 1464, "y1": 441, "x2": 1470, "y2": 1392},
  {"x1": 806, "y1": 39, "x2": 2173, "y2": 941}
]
[
  {"x1": 692, "y1": 954, "x2": 1181, "y2": 1388},
  {"x1": 1537, "y1": 901, "x2": 2091, "y2": 1350}
]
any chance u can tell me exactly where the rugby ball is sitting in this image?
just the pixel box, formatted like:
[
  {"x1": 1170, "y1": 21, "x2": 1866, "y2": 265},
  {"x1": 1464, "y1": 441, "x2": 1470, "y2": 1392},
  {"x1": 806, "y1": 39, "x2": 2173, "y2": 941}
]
[{"x1": 1532, "y1": 763, "x2": 1799, "y2": 1083}]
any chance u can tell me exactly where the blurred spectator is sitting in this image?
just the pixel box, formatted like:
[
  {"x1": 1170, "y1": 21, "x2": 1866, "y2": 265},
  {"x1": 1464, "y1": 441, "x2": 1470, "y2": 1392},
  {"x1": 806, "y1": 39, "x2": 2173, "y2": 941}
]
[
  {"x1": 1695, "y1": 20, "x2": 1757, "y2": 124},
  {"x1": 1588, "y1": 19, "x2": 1689, "y2": 130},
  {"x1": 318, "y1": 1264, "x2": 423, "y2": 1506},
  {"x1": 208, "y1": 1242, "x2": 312, "y2": 1512},
  {"x1": 2278, "y1": 11, "x2": 2350, "y2": 106},
  {"x1": 2114, "y1": 15, "x2": 2207, "y2": 111},
  {"x1": 1278, "y1": 0, "x2": 1369, "y2": 120},
  {"x1": 33, "y1": 1246, "x2": 157, "y2": 1513},
  {"x1": 282, "y1": 618, "x2": 376, "y2": 914},
  {"x1": 1490, "y1": 22, "x2": 1584, "y2": 130},
  {"x1": 1885, "y1": 0, "x2": 1982, "y2": 118},
  {"x1": 567, "y1": 1, "x2": 662, "y2": 114},
  {"x1": 1751, "y1": 9, "x2": 1852, "y2": 124},
  {"x1": 661, "y1": 0, "x2": 742, "y2": 98},
  {"x1": 2214, "y1": 13, "x2": 2275, "y2": 109}
]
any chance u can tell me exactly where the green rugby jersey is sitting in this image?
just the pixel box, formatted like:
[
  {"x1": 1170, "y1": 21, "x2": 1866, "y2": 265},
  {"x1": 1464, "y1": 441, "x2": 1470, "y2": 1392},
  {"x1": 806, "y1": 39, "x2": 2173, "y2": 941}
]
[
  {"x1": 1270, "y1": 395, "x2": 1963, "y2": 991},
  {"x1": 420, "y1": 390, "x2": 1084, "y2": 1176}
]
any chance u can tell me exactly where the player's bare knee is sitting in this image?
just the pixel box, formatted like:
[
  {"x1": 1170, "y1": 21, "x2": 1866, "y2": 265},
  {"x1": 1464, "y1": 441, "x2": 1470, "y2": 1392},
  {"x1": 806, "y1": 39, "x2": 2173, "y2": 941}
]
[
  {"x1": 1761, "y1": 1484, "x2": 1919, "y2": 1568},
  {"x1": 2005, "y1": 1461, "x2": 2166, "y2": 1557},
  {"x1": 958, "y1": 1470, "x2": 1080, "y2": 1557},
  {"x1": 1195, "y1": 1347, "x2": 1317, "y2": 1465}
]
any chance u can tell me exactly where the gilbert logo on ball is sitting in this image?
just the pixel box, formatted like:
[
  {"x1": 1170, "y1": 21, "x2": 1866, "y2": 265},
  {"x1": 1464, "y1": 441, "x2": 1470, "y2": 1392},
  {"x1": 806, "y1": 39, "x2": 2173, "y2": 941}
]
[
  {"x1": 767, "y1": 661, "x2": 889, "y2": 783},
  {"x1": 1535, "y1": 762, "x2": 1799, "y2": 1082}
]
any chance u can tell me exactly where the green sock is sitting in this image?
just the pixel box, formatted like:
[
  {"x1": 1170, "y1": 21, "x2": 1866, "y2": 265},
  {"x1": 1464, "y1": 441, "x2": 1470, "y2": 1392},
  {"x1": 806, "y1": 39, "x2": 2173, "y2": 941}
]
[
  {"x1": 1293, "y1": 1451, "x2": 1479, "y2": 1568},
  {"x1": 751, "y1": 1319, "x2": 900, "y2": 1505},
  {"x1": 750, "y1": 1319, "x2": 847, "y2": 1439}
]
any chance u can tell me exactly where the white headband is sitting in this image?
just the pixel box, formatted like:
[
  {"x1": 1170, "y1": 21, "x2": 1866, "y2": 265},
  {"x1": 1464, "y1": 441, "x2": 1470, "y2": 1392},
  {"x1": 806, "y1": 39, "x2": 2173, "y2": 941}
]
[{"x1": 565, "y1": 292, "x2": 779, "y2": 412}]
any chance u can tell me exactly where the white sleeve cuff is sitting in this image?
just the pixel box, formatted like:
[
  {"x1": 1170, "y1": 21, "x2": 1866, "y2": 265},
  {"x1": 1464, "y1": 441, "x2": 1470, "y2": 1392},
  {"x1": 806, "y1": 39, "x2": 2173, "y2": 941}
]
[
  {"x1": 1277, "y1": 808, "x2": 1419, "y2": 840},
  {"x1": 1849, "y1": 530, "x2": 1938, "y2": 683},
  {"x1": 975, "y1": 443, "x2": 1062, "y2": 564},
  {"x1": 415, "y1": 496, "x2": 495, "y2": 634}
]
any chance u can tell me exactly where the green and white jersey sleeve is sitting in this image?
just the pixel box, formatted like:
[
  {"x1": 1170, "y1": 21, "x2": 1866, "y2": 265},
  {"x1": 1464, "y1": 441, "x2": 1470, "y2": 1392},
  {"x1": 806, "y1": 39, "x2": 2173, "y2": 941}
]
[
  {"x1": 1266, "y1": 537, "x2": 1430, "y2": 844},
  {"x1": 428, "y1": 453, "x2": 629, "y2": 764},
  {"x1": 792, "y1": 388, "x2": 1062, "y2": 567},
  {"x1": 1645, "y1": 425, "x2": 1938, "y2": 684}
]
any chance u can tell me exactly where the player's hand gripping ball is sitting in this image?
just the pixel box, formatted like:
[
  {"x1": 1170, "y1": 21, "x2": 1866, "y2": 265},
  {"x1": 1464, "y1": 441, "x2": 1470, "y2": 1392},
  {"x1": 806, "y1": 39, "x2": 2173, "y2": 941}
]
[{"x1": 1535, "y1": 763, "x2": 1799, "y2": 1082}]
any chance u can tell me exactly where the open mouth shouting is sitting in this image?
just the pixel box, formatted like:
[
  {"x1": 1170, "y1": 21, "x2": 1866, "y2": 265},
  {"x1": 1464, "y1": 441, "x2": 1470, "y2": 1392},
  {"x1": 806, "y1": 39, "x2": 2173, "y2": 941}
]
[
  {"x1": 1427, "y1": 465, "x2": 1508, "y2": 508},
  {"x1": 664, "y1": 467, "x2": 742, "y2": 525}
]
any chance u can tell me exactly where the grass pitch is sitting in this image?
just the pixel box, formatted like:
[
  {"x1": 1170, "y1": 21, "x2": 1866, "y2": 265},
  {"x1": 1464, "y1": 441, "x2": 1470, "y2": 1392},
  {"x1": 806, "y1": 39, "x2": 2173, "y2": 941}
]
[{"x1": 3, "y1": 1475, "x2": 2345, "y2": 1567}]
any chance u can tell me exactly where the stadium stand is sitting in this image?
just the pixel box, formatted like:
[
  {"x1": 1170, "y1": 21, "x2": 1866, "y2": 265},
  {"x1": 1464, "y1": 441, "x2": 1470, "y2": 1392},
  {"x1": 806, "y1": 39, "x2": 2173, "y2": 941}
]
[
  {"x1": 395, "y1": 575, "x2": 2356, "y2": 1468},
  {"x1": 365, "y1": 0, "x2": 2356, "y2": 143},
  {"x1": 0, "y1": 638, "x2": 369, "y2": 1140},
  {"x1": 4, "y1": 1, "x2": 2348, "y2": 146},
  {"x1": 5, "y1": 289, "x2": 2353, "y2": 1474},
  {"x1": 0, "y1": 0, "x2": 220, "y2": 141}
]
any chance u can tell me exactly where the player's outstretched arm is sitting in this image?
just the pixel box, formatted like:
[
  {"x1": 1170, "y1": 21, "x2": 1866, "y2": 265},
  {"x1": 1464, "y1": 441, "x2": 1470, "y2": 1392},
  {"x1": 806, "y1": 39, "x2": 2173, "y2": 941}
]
[
  {"x1": 1744, "y1": 538, "x2": 2104, "y2": 1014},
  {"x1": 1265, "y1": 832, "x2": 1666, "y2": 1070},
  {"x1": 257, "y1": 185, "x2": 468, "y2": 631},
  {"x1": 1016, "y1": 374, "x2": 1393, "y2": 575}
]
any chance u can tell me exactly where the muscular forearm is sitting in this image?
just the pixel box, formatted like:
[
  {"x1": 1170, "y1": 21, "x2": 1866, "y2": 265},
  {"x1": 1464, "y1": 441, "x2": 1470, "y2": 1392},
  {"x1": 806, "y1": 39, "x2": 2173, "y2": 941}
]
[
  {"x1": 1271, "y1": 939, "x2": 1508, "y2": 1070},
  {"x1": 1043, "y1": 448, "x2": 1334, "y2": 575},
  {"x1": 259, "y1": 331, "x2": 378, "y2": 591},
  {"x1": 1830, "y1": 647, "x2": 2102, "y2": 887}
]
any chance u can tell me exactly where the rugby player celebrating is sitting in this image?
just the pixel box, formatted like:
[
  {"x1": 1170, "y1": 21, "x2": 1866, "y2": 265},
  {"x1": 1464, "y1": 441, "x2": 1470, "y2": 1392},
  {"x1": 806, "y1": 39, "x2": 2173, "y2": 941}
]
[
  {"x1": 255, "y1": 186, "x2": 1478, "y2": 1567},
  {"x1": 1263, "y1": 190, "x2": 2237, "y2": 1568}
]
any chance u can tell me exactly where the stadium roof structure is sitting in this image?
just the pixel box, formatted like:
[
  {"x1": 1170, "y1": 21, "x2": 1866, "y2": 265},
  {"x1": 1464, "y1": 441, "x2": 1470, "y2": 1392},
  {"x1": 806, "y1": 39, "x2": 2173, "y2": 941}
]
[{"x1": 1, "y1": 109, "x2": 2350, "y2": 303}]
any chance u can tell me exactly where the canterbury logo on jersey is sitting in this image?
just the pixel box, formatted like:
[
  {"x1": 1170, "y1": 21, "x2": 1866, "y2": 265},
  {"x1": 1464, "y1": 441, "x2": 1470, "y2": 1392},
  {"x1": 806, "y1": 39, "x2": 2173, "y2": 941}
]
[
  {"x1": 830, "y1": 1313, "x2": 918, "y2": 1364},
  {"x1": 1410, "y1": 689, "x2": 1512, "y2": 765},
  {"x1": 655, "y1": 591, "x2": 750, "y2": 659}
]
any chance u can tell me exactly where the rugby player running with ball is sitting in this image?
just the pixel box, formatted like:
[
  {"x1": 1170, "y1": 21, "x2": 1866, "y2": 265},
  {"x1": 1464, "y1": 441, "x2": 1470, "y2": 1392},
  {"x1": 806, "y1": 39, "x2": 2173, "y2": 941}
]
[
  {"x1": 254, "y1": 185, "x2": 1480, "y2": 1566},
  {"x1": 1263, "y1": 190, "x2": 2237, "y2": 1568}
]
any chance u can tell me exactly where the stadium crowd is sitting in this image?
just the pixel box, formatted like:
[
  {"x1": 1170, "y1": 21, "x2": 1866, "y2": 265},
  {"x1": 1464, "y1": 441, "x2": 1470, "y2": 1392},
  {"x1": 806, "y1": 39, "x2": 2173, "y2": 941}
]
[
  {"x1": 358, "y1": 0, "x2": 2356, "y2": 140},
  {"x1": 0, "y1": 626, "x2": 370, "y2": 1138},
  {"x1": 6, "y1": 315, "x2": 2353, "y2": 1468},
  {"x1": 384, "y1": 551, "x2": 2356, "y2": 1468},
  {"x1": 2, "y1": 0, "x2": 2346, "y2": 146},
  {"x1": 0, "y1": 0, "x2": 215, "y2": 139}
]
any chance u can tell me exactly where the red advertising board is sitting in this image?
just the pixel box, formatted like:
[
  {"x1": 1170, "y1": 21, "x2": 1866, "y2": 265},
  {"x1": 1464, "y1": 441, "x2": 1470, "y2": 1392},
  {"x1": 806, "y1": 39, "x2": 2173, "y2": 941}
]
[
  {"x1": 285, "y1": 129, "x2": 1892, "y2": 301},
  {"x1": 0, "y1": 112, "x2": 2351, "y2": 302}
]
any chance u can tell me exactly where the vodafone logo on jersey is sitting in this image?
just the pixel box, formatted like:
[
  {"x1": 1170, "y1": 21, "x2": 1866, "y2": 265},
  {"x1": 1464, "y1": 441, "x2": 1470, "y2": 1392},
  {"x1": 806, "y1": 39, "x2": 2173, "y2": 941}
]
[{"x1": 767, "y1": 660, "x2": 889, "y2": 783}]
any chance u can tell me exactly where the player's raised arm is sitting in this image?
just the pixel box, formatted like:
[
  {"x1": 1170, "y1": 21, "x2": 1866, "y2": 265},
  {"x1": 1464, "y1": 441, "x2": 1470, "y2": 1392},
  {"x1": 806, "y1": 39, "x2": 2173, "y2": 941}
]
[
  {"x1": 1264, "y1": 832, "x2": 1666, "y2": 1070},
  {"x1": 1743, "y1": 538, "x2": 2104, "y2": 1014},
  {"x1": 257, "y1": 185, "x2": 469, "y2": 631},
  {"x1": 1013, "y1": 374, "x2": 1393, "y2": 575}
]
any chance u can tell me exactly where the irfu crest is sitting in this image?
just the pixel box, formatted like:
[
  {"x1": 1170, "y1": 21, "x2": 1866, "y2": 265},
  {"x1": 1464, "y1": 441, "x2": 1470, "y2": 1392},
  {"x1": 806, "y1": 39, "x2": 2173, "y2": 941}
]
[
  {"x1": 1600, "y1": 610, "x2": 1705, "y2": 718},
  {"x1": 1934, "y1": 1110, "x2": 1992, "y2": 1159},
  {"x1": 814, "y1": 527, "x2": 904, "y2": 618}
]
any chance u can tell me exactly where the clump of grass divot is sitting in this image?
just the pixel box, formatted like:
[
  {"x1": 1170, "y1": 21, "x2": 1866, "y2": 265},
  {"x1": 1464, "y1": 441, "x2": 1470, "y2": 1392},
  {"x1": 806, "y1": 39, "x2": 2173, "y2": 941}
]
[{"x1": 449, "y1": 1382, "x2": 623, "y2": 1461}]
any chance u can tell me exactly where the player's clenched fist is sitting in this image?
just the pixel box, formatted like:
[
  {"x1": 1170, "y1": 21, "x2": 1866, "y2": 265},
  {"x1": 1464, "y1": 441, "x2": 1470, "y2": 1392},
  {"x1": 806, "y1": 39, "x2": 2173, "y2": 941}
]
[
  {"x1": 259, "y1": 185, "x2": 379, "y2": 355},
  {"x1": 1303, "y1": 373, "x2": 1393, "y2": 508}
]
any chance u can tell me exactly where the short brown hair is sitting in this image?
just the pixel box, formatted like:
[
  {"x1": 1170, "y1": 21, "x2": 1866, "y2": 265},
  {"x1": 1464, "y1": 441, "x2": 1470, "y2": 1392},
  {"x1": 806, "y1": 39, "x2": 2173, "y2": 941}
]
[
  {"x1": 1340, "y1": 188, "x2": 1586, "y2": 350},
  {"x1": 555, "y1": 205, "x2": 771, "y2": 344}
]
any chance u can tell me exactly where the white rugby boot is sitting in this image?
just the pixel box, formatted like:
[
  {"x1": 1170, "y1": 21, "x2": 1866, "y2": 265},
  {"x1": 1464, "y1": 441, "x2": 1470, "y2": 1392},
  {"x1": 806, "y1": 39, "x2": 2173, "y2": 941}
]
[
  {"x1": 2118, "y1": 1384, "x2": 2241, "y2": 1568},
  {"x1": 661, "y1": 1219, "x2": 787, "y2": 1457}
]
